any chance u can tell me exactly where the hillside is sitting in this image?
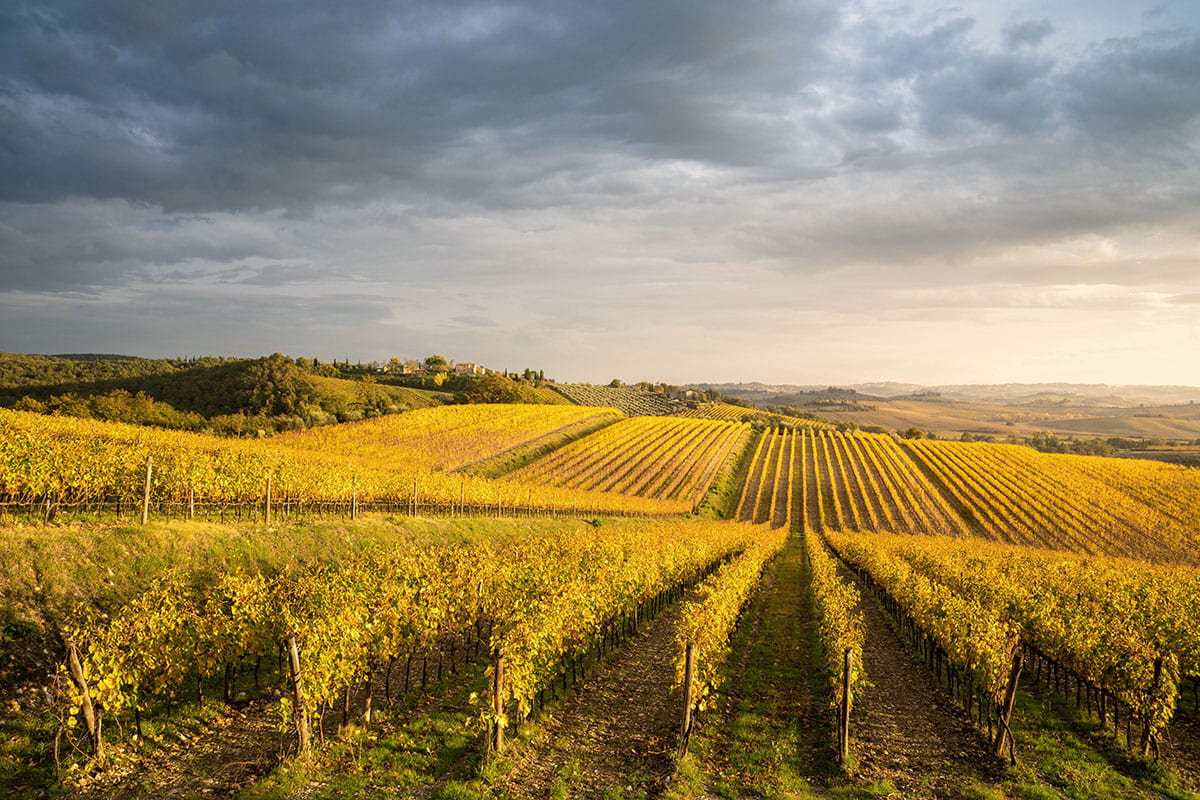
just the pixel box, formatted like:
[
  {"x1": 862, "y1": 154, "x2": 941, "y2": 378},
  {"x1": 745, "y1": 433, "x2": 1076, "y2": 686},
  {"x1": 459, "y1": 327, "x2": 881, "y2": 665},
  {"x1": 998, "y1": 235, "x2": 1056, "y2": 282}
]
[{"x1": 0, "y1": 352, "x2": 445, "y2": 435}]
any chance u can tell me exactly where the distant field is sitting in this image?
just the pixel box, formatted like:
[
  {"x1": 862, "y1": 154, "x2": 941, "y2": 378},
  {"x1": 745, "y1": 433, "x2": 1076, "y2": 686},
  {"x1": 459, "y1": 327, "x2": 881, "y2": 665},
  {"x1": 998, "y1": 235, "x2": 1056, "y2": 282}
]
[{"x1": 810, "y1": 396, "x2": 1200, "y2": 440}]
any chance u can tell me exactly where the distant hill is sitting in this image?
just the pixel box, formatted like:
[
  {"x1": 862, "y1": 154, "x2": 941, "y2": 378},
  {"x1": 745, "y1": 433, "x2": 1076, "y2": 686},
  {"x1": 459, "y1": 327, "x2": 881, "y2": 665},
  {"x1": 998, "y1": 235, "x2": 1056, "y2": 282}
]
[
  {"x1": 0, "y1": 351, "x2": 186, "y2": 390},
  {"x1": 692, "y1": 380, "x2": 1200, "y2": 444},
  {"x1": 0, "y1": 352, "x2": 441, "y2": 434},
  {"x1": 697, "y1": 381, "x2": 1200, "y2": 408}
]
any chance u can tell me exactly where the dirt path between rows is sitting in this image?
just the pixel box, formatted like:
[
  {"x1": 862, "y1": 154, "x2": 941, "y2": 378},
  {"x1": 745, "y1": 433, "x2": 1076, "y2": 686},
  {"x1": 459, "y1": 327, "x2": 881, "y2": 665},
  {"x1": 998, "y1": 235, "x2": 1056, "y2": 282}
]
[
  {"x1": 494, "y1": 604, "x2": 685, "y2": 799},
  {"x1": 69, "y1": 701, "x2": 285, "y2": 800},
  {"x1": 1163, "y1": 707, "x2": 1200, "y2": 793},
  {"x1": 844, "y1": 565, "x2": 1008, "y2": 796}
]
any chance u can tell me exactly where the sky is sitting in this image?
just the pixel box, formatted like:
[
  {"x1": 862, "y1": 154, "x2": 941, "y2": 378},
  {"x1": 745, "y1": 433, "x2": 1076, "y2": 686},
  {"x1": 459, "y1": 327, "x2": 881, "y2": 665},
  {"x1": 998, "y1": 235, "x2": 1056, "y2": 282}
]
[{"x1": 1, "y1": 1, "x2": 1198, "y2": 386}]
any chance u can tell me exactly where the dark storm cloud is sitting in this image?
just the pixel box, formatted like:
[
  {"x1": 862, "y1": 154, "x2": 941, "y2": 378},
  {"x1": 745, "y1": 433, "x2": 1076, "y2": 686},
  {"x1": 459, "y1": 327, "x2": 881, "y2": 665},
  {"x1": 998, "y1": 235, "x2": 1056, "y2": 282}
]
[
  {"x1": 1064, "y1": 33, "x2": 1200, "y2": 143},
  {"x1": 0, "y1": 0, "x2": 837, "y2": 214},
  {"x1": 0, "y1": 1, "x2": 1197, "y2": 384},
  {"x1": 1003, "y1": 19, "x2": 1054, "y2": 49},
  {"x1": 0, "y1": 199, "x2": 297, "y2": 290},
  {"x1": 0, "y1": 282, "x2": 399, "y2": 356}
]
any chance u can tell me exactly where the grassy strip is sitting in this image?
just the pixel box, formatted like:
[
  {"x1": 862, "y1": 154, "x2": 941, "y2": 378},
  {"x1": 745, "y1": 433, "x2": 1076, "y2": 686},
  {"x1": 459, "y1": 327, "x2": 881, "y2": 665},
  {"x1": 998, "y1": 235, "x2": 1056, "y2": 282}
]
[
  {"x1": 456, "y1": 411, "x2": 624, "y2": 479},
  {"x1": 1003, "y1": 677, "x2": 1199, "y2": 800},
  {"x1": 694, "y1": 427, "x2": 761, "y2": 520},
  {"x1": 667, "y1": 535, "x2": 834, "y2": 800},
  {"x1": 676, "y1": 527, "x2": 789, "y2": 714}
]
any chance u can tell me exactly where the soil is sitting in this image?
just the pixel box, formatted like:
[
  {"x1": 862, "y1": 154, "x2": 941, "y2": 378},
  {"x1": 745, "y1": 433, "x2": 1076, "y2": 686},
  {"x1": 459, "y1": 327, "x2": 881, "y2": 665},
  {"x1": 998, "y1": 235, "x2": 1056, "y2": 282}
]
[
  {"x1": 69, "y1": 701, "x2": 285, "y2": 800},
  {"x1": 844, "y1": 564, "x2": 1009, "y2": 797},
  {"x1": 493, "y1": 604, "x2": 686, "y2": 799},
  {"x1": 1163, "y1": 706, "x2": 1200, "y2": 793}
]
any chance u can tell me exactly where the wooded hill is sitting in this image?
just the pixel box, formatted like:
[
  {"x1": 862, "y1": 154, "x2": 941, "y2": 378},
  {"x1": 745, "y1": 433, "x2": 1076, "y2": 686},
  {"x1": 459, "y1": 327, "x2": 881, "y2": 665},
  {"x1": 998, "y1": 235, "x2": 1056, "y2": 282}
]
[{"x1": 0, "y1": 352, "x2": 439, "y2": 436}]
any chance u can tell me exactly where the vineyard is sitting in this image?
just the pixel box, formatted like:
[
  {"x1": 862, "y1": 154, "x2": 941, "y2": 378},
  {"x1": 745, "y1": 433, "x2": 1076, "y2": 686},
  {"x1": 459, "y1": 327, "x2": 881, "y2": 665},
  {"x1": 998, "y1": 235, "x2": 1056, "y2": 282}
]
[
  {"x1": 679, "y1": 402, "x2": 831, "y2": 429},
  {"x1": 828, "y1": 531, "x2": 1200, "y2": 757},
  {"x1": 736, "y1": 427, "x2": 966, "y2": 536},
  {"x1": 5, "y1": 394, "x2": 1200, "y2": 798},
  {"x1": 274, "y1": 404, "x2": 621, "y2": 472},
  {"x1": 731, "y1": 426, "x2": 1200, "y2": 565},
  {"x1": 900, "y1": 439, "x2": 1200, "y2": 562},
  {"x1": 507, "y1": 416, "x2": 750, "y2": 509},
  {"x1": 0, "y1": 407, "x2": 679, "y2": 519},
  {"x1": 547, "y1": 384, "x2": 682, "y2": 416},
  {"x1": 51, "y1": 518, "x2": 763, "y2": 764}
]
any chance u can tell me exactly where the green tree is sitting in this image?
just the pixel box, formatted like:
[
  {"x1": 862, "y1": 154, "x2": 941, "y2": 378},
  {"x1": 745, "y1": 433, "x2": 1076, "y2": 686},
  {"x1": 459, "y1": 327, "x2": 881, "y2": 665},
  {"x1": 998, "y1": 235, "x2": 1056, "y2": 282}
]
[
  {"x1": 355, "y1": 375, "x2": 393, "y2": 417},
  {"x1": 459, "y1": 374, "x2": 534, "y2": 404},
  {"x1": 239, "y1": 354, "x2": 318, "y2": 417}
]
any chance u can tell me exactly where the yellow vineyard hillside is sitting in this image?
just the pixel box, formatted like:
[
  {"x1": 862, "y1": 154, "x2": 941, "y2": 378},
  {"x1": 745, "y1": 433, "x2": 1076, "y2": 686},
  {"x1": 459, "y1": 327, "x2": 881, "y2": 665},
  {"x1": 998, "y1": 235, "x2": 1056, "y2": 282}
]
[
  {"x1": 508, "y1": 416, "x2": 749, "y2": 507},
  {"x1": 274, "y1": 404, "x2": 623, "y2": 471},
  {"x1": 732, "y1": 425, "x2": 1200, "y2": 564},
  {"x1": 737, "y1": 428, "x2": 965, "y2": 536},
  {"x1": 0, "y1": 407, "x2": 677, "y2": 514},
  {"x1": 899, "y1": 439, "x2": 1200, "y2": 562}
]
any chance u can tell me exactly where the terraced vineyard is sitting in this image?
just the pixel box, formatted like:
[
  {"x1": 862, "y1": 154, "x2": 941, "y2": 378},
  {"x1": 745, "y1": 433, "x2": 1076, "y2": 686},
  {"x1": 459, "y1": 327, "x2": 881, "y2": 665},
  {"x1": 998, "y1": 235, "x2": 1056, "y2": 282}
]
[
  {"x1": 508, "y1": 416, "x2": 750, "y2": 509},
  {"x1": 678, "y1": 402, "x2": 831, "y2": 428},
  {"x1": 548, "y1": 384, "x2": 682, "y2": 415}
]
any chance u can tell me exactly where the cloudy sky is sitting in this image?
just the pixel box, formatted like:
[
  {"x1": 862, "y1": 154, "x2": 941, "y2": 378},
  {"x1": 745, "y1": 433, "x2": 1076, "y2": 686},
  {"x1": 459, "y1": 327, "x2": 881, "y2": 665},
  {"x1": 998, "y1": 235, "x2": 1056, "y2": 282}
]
[{"x1": 2, "y1": 1, "x2": 1198, "y2": 385}]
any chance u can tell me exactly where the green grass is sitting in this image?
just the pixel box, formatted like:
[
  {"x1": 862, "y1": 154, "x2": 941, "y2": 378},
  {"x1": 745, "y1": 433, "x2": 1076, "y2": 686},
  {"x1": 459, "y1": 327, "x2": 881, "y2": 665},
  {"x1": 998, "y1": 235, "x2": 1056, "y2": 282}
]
[
  {"x1": 237, "y1": 662, "x2": 493, "y2": 799},
  {"x1": 1001, "y1": 676, "x2": 1199, "y2": 800},
  {"x1": 666, "y1": 536, "x2": 831, "y2": 799},
  {"x1": 694, "y1": 427, "x2": 761, "y2": 520}
]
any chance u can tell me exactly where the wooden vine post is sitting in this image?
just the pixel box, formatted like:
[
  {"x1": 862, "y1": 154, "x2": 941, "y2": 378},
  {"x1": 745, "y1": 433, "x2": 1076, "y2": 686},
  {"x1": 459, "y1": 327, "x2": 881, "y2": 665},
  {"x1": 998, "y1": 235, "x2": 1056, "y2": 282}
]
[
  {"x1": 487, "y1": 648, "x2": 506, "y2": 759},
  {"x1": 65, "y1": 640, "x2": 104, "y2": 761},
  {"x1": 285, "y1": 635, "x2": 311, "y2": 754},
  {"x1": 838, "y1": 647, "x2": 853, "y2": 765},
  {"x1": 679, "y1": 640, "x2": 696, "y2": 751},
  {"x1": 140, "y1": 457, "x2": 153, "y2": 525},
  {"x1": 351, "y1": 476, "x2": 359, "y2": 520},
  {"x1": 264, "y1": 473, "x2": 273, "y2": 524},
  {"x1": 993, "y1": 652, "x2": 1023, "y2": 762},
  {"x1": 1141, "y1": 657, "x2": 1163, "y2": 756}
]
